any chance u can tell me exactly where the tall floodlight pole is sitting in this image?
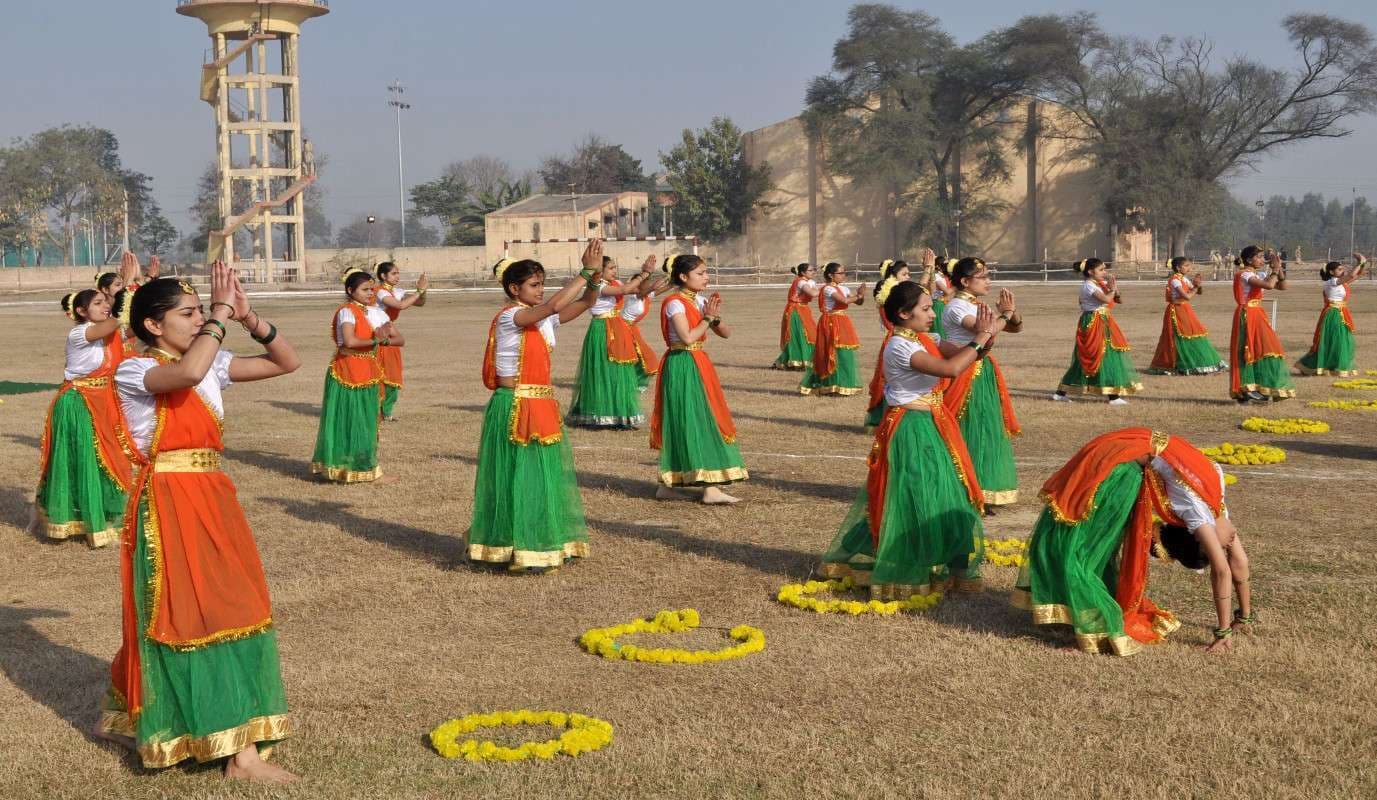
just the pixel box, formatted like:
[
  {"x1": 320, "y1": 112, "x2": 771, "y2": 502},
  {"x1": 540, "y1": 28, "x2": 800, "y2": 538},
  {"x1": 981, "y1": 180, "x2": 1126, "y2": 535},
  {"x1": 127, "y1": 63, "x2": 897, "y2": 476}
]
[
  {"x1": 1352, "y1": 187, "x2": 1358, "y2": 260},
  {"x1": 388, "y1": 80, "x2": 411, "y2": 247}
]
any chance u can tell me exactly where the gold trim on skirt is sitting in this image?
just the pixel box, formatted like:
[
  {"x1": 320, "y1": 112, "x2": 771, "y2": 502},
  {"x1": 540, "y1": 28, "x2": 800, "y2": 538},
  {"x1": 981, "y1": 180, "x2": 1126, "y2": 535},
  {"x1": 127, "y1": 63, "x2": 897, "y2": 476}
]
[
  {"x1": 310, "y1": 463, "x2": 383, "y2": 483},
  {"x1": 658, "y1": 466, "x2": 749, "y2": 487},
  {"x1": 35, "y1": 507, "x2": 119, "y2": 547},
  {"x1": 983, "y1": 488, "x2": 1019, "y2": 505},
  {"x1": 466, "y1": 540, "x2": 590, "y2": 568},
  {"x1": 1056, "y1": 382, "x2": 1144, "y2": 396},
  {"x1": 101, "y1": 710, "x2": 290, "y2": 769}
]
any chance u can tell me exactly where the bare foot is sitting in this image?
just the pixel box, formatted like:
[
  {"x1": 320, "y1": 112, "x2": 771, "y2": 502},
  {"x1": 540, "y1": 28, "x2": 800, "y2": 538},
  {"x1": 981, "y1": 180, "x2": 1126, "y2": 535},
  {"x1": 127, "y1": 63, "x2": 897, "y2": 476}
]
[
  {"x1": 1231, "y1": 619, "x2": 1256, "y2": 637},
  {"x1": 1204, "y1": 636, "x2": 1233, "y2": 654},
  {"x1": 655, "y1": 485, "x2": 680, "y2": 501},
  {"x1": 224, "y1": 746, "x2": 298, "y2": 784},
  {"x1": 702, "y1": 487, "x2": 740, "y2": 505},
  {"x1": 91, "y1": 722, "x2": 135, "y2": 751}
]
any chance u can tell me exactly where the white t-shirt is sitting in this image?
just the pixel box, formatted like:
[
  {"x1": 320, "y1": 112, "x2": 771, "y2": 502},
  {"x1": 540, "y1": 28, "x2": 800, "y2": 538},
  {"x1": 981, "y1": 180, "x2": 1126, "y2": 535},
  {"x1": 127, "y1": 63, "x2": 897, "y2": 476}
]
[
  {"x1": 883, "y1": 333, "x2": 942, "y2": 406},
  {"x1": 933, "y1": 273, "x2": 950, "y2": 298},
  {"x1": 376, "y1": 286, "x2": 409, "y2": 306},
  {"x1": 621, "y1": 290, "x2": 655, "y2": 322},
  {"x1": 116, "y1": 351, "x2": 234, "y2": 457},
  {"x1": 589, "y1": 282, "x2": 619, "y2": 316},
  {"x1": 1079, "y1": 281, "x2": 1108, "y2": 313},
  {"x1": 1238, "y1": 269, "x2": 1266, "y2": 289},
  {"x1": 663, "y1": 293, "x2": 708, "y2": 345},
  {"x1": 335, "y1": 304, "x2": 392, "y2": 343},
  {"x1": 1151, "y1": 456, "x2": 1227, "y2": 532},
  {"x1": 941, "y1": 295, "x2": 978, "y2": 346},
  {"x1": 1168, "y1": 276, "x2": 1193, "y2": 301},
  {"x1": 795, "y1": 277, "x2": 818, "y2": 298},
  {"x1": 1323, "y1": 277, "x2": 1347, "y2": 303},
  {"x1": 494, "y1": 307, "x2": 558, "y2": 378},
  {"x1": 64, "y1": 324, "x2": 109, "y2": 380},
  {"x1": 822, "y1": 284, "x2": 851, "y2": 313}
]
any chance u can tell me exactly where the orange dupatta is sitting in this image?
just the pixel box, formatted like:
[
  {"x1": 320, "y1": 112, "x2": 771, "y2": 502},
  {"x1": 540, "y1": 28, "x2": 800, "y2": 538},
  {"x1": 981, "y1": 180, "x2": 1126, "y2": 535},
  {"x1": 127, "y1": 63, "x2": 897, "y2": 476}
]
[
  {"x1": 1228, "y1": 273, "x2": 1286, "y2": 396},
  {"x1": 779, "y1": 277, "x2": 818, "y2": 349},
  {"x1": 866, "y1": 332, "x2": 984, "y2": 545},
  {"x1": 624, "y1": 294, "x2": 661, "y2": 376},
  {"x1": 481, "y1": 307, "x2": 563, "y2": 445},
  {"x1": 1075, "y1": 282, "x2": 1130, "y2": 375},
  {"x1": 112, "y1": 359, "x2": 274, "y2": 716},
  {"x1": 602, "y1": 280, "x2": 642, "y2": 365},
  {"x1": 376, "y1": 287, "x2": 404, "y2": 388},
  {"x1": 649, "y1": 291, "x2": 737, "y2": 449},
  {"x1": 38, "y1": 329, "x2": 133, "y2": 492},
  {"x1": 330, "y1": 303, "x2": 384, "y2": 388},
  {"x1": 943, "y1": 354, "x2": 1021, "y2": 436},
  {"x1": 865, "y1": 304, "x2": 894, "y2": 413},
  {"x1": 813, "y1": 285, "x2": 861, "y2": 380},
  {"x1": 1039, "y1": 427, "x2": 1223, "y2": 645}
]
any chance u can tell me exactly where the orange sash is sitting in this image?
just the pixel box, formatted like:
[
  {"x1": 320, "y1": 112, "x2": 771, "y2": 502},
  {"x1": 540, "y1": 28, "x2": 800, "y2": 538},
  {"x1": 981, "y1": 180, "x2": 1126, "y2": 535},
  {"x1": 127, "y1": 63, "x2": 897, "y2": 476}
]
[
  {"x1": 779, "y1": 278, "x2": 818, "y2": 348},
  {"x1": 39, "y1": 330, "x2": 133, "y2": 492},
  {"x1": 112, "y1": 361, "x2": 274, "y2": 716},
  {"x1": 626, "y1": 323, "x2": 660, "y2": 377},
  {"x1": 601, "y1": 280, "x2": 642, "y2": 365},
  {"x1": 1039, "y1": 428, "x2": 1223, "y2": 646},
  {"x1": 866, "y1": 333, "x2": 983, "y2": 544},
  {"x1": 481, "y1": 306, "x2": 563, "y2": 445},
  {"x1": 942, "y1": 354, "x2": 1020, "y2": 436},
  {"x1": 1150, "y1": 279, "x2": 1210, "y2": 370},
  {"x1": 865, "y1": 306, "x2": 895, "y2": 412},
  {"x1": 1075, "y1": 307, "x2": 1130, "y2": 376},
  {"x1": 1228, "y1": 273, "x2": 1285, "y2": 395},
  {"x1": 375, "y1": 290, "x2": 405, "y2": 388},
  {"x1": 650, "y1": 291, "x2": 737, "y2": 448},
  {"x1": 330, "y1": 303, "x2": 383, "y2": 387}
]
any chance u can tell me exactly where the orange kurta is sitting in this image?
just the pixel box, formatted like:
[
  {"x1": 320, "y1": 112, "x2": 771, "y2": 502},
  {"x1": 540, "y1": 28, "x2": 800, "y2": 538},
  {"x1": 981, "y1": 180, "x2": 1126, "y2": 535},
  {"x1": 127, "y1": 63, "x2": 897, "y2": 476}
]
[{"x1": 331, "y1": 303, "x2": 384, "y2": 388}]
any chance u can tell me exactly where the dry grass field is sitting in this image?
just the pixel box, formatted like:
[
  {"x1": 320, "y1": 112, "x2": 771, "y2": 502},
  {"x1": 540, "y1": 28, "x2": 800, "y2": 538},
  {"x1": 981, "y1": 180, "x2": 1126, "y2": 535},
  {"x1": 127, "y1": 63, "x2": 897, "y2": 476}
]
[{"x1": 1, "y1": 278, "x2": 1374, "y2": 799}]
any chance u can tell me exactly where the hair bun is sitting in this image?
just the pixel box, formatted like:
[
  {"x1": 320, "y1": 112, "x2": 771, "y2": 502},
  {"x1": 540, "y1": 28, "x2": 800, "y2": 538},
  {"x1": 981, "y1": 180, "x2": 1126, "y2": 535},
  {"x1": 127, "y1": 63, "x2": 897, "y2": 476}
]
[
  {"x1": 662, "y1": 254, "x2": 677, "y2": 274},
  {"x1": 341, "y1": 267, "x2": 364, "y2": 284}
]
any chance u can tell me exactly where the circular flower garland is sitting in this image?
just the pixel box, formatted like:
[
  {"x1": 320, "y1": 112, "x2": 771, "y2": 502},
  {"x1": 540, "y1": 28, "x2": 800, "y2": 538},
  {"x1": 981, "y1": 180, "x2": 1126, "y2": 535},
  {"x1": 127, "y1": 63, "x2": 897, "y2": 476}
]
[
  {"x1": 776, "y1": 577, "x2": 942, "y2": 615},
  {"x1": 1309, "y1": 398, "x2": 1377, "y2": 411},
  {"x1": 984, "y1": 537, "x2": 1028, "y2": 567},
  {"x1": 1200, "y1": 443, "x2": 1286, "y2": 466},
  {"x1": 1333, "y1": 378, "x2": 1377, "y2": 390},
  {"x1": 1239, "y1": 417, "x2": 1330, "y2": 434},
  {"x1": 579, "y1": 609, "x2": 765, "y2": 664},
  {"x1": 429, "y1": 710, "x2": 613, "y2": 762}
]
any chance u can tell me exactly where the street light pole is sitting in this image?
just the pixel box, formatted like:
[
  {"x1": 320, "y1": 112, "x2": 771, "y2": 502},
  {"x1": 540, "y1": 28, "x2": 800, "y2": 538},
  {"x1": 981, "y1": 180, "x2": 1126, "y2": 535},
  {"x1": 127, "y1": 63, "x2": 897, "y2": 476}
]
[
  {"x1": 388, "y1": 80, "x2": 411, "y2": 247},
  {"x1": 1351, "y1": 187, "x2": 1358, "y2": 260}
]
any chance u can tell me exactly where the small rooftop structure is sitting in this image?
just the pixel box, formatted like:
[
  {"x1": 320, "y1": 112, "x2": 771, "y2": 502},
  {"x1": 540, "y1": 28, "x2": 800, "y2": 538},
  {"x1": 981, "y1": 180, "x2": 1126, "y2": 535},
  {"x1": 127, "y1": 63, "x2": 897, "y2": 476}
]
[{"x1": 485, "y1": 192, "x2": 651, "y2": 262}]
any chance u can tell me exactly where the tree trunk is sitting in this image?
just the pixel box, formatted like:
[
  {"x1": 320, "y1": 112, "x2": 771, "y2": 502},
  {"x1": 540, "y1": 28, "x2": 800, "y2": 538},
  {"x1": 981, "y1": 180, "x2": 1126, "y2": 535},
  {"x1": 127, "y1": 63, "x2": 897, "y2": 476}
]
[{"x1": 951, "y1": 137, "x2": 964, "y2": 257}]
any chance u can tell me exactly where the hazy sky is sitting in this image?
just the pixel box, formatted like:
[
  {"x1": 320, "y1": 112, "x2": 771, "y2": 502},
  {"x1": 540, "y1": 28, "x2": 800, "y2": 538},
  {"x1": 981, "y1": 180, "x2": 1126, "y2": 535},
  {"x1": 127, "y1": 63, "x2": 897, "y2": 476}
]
[{"x1": 2, "y1": 1, "x2": 1374, "y2": 235}]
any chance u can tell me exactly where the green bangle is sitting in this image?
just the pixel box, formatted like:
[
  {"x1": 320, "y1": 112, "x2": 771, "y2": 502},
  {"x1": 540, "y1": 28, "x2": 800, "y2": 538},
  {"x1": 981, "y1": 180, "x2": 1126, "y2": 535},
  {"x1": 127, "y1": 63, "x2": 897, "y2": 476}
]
[
  {"x1": 966, "y1": 340, "x2": 982, "y2": 350},
  {"x1": 202, "y1": 319, "x2": 227, "y2": 335},
  {"x1": 252, "y1": 322, "x2": 278, "y2": 345}
]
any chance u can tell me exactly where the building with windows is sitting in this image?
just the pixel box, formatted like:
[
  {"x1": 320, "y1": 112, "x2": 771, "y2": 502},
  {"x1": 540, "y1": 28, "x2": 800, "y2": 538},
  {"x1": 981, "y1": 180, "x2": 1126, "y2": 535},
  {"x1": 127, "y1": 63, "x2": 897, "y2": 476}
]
[{"x1": 484, "y1": 192, "x2": 650, "y2": 262}]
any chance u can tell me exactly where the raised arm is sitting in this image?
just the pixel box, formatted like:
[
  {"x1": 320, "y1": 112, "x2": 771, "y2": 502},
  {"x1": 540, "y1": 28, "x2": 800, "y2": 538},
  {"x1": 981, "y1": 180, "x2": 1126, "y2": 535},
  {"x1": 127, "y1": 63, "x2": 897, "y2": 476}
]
[
  {"x1": 82, "y1": 316, "x2": 124, "y2": 343},
  {"x1": 379, "y1": 273, "x2": 429, "y2": 310},
  {"x1": 513, "y1": 240, "x2": 603, "y2": 328},
  {"x1": 225, "y1": 270, "x2": 302, "y2": 382},
  {"x1": 912, "y1": 305, "x2": 997, "y2": 377},
  {"x1": 142, "y1": 262, "x2": 237, "y2": 394}
]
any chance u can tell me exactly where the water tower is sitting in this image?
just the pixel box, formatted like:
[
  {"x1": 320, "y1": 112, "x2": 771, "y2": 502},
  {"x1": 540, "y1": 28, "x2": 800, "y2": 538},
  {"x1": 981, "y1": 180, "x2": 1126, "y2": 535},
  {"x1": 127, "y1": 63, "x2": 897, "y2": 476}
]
[{"x1": 177, "y1": 0, "x2": 329, "y2": 283}]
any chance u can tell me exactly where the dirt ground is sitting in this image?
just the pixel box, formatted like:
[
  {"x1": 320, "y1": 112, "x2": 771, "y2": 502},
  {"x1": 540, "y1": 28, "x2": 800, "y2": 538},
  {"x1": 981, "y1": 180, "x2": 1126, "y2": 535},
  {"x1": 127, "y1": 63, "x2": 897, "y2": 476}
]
[{"x1": 1, "y1": 278, "x2": 1374, "y2": 799}]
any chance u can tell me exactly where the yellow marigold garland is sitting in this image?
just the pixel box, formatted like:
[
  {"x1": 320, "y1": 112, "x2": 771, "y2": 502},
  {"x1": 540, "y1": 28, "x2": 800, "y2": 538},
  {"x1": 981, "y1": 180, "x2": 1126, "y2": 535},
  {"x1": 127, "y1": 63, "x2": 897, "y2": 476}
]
[
  {"x1": 1239, "y1": 417, "x2": 1330, "y2": 434},
  {"x1": 578, "y1": 609, "x2": 765, "y2": 664},
  {"x1": 776, "y1": 577, "x2": 943, "y2": 615},
  {"x1": 1309, "y1": 398, "x2": 1377, "y2": 411},
  {"x1": 1224, "y1": 473, "x2": 1238, "y2": 486},
  {"x1": 983, "y1": 537, "x2": 1028, "y2": 567},
  {"x1": 429, "y1": 710, "x2": 613, "y2": 762},
  {"x1": 1333, "y1": 378, "x2": 1377, "y2": 390},
  {"x1": 1200, "y1": 442, "x2": 1286, "y2": 466}
]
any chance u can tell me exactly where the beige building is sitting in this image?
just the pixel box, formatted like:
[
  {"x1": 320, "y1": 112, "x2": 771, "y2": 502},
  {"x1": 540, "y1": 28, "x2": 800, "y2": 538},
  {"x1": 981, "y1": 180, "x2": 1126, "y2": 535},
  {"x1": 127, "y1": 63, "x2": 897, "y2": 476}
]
[
  {"x1": 484, "y1": 192, "x2": 652, "y2": 263},
  {"x1": 739, "y1": 99, "x2": 1152, "y2": 268}
]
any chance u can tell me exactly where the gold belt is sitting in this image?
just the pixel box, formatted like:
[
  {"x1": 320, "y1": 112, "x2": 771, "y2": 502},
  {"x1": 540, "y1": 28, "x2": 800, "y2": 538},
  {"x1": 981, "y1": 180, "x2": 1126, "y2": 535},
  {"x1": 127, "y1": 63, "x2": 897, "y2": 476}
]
[
  {"x1": 900, "y1": 392, "x2": 943, "y2": 410},
  {"x1": 826, "y1": 310, "x2": 849, "y2": 316},
  {"x1": 1327, "y1": 300, "x2": 1347, "y2": 308},
  {"x1": 592, "y1": 312, "x2": 618, "y2": 319},
  {"x1": 153, "y1": 448, "x2": 222, "y2": 473},
  {"x1": 1245, "y1": 299, "x2": 1261, "y2": 307},
  {"x1": 669, "y1": 342, "x2": 703, "y2": 351},
  {"x1": 514, "y1": 384, "x2": 554, "y2": 399},
  {"x1": 337, "y1": 348, "x2": 376, "y2": 358},
  {"x1": 71, "y1": 376, "x2": 110, "y2": 389}
]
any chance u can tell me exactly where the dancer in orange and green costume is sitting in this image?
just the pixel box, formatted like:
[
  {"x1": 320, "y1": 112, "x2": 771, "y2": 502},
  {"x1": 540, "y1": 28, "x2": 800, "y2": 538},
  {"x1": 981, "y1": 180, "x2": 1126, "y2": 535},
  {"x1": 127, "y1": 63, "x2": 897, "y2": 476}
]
[
  {"x1": 1148, "y1": 257, "x2": 1226, "y2": 375},
  {"x1": 801, "y1": 262, "x2": 866, "y2": 396},
  {"x1": 821, "y1": 281, "x2": 995, "y2": 598},
  {"x1": 311, "y1": 269, "x2": 403, "y2": 482},
  {"x1": 864, "y1": 257, "x2": 912, "y2": 428},
  {"x1": 100, "y1": 264, "x2": 304, "y2": 782},
  {"x1": 468, "y1": 242, "x2": 604, "y2": 571},
  {"x1": 618, "y1": 263, "x2": 667, "y2": 391},
  {"x1": 774, "y1": 262, "x2": 820, "y2": 371},
  {"x1": 1053, "y1": 258, "x2": 1142, "y2": 404},
  {"x1": 1014, "y1": 427, "x2": 1255, "y2": 655},
  {"x1": 1298, "y1": 254, "x2": 1365, "y2": 376},
  {"x1": 33, "y1": 289, "x2": 133, "y2": 547},
  {"x1": 568, "y1": 254, "x2": 659, "y2": 429},
  {"x1": 373, "y1": 261, "x2": 428, "y2": 421},
  {"x1": 1229, "y1": 245, "x2": 1294, "y2": 403},
  {"x1": 651, "y1": 254, "x2": 748, "y2": 505},
  {"x1": 941, "y1": 257, "x2": 1024, "y2": 510}
]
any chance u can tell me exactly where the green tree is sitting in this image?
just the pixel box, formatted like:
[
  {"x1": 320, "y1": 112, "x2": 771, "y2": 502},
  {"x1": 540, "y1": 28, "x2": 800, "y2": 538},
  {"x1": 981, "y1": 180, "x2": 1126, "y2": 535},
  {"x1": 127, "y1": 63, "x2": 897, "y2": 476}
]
[
  {"x1": 135, "y1": 200, "x2": 178, "y2": 256},
  {"x1": 412, "y1": 157, "x2": 533, "y2": 245},
  {"x1": 659, "y1": 117, "x2": 773, "y2": 241},
  {"x1": 1052, "y1": 14, "x2": 1377, "y2": 254},
  {"x1": 540, "y1": 136, "x2": 652, "y2": 194}
]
